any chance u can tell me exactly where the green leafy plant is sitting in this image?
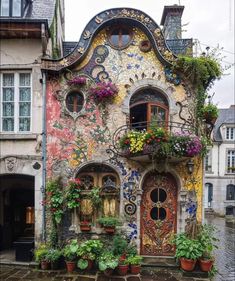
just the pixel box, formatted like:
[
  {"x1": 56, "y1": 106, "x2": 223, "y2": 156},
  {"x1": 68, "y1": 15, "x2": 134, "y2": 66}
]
[
  {"x1": 173, "y1": 233, "x2": 203, "y2": 260},
  {"x1": 98, "y1": 251, "x2": 119, "y2": 271},
  {"x1": 46, "y1": 248, "x2": 61, "y2": 262},
  {"x1": 65, "y1": 178, "x2": 81, "y2": 209},
  {"x1": 172, "y1": 55, "x2": 222, "y2": 120},
  {"x1": 202, "y1": 103, "x2": 219, "y2": 119},
  {"x1": 97, "y1": 216, "x2": 122, "y2": 227},
  {"x1": 34, "y1": 244, "x2": 49, "y2": 263},
  {"x1": 62, "y1": 239, "x2": 79, "y2": 261},
  {"x1": 89, "y1": 187, "x2": 102, "y2": 207},
  {"x1": 197, "y1": 224, "x2": 218, "y2": 259},
  {"x1": 127, "y1": 255, "x2": 143, "y2": 265},
  {"x1": 46, "y1": 178, "x2": 64, "y2": 224},
  {"x1": 112, "y1": 235, "x2": 128, "y2": 256},
  {"x1": 77, "y1": 239, "x2": 103, "y2": 269}
]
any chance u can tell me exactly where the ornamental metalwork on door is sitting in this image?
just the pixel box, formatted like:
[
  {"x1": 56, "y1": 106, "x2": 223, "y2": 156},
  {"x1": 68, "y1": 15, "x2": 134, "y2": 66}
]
[{"x1": 141, "y1": 172, "x2": 177, "y2": 256}]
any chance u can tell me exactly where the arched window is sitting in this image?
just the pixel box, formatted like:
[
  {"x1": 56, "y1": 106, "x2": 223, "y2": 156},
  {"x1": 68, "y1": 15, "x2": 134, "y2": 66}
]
[
  {"x1": 226, "y1": 184, "x2": 235, "y2": 200},
  {"x1": 130, "y1": 88, "x2": 169, "y2": 130},
  {"x1": 76, "y1": 164, "x2": 120, "y2": 227}
]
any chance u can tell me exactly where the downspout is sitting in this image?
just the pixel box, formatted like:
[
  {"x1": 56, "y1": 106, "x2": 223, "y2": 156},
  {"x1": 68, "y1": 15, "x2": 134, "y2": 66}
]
[{"x1": 41, "y1": 71, "x2": 47, "y2": 242}]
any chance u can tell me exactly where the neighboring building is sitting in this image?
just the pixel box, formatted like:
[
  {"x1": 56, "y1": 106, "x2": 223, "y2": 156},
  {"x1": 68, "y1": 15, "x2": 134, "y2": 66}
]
[
  {"x1": 204, "y1": 105, "x2": 235, "y2": 217},
  {"x1": 0, "y1": 0, "x2": 64, "y2": 251},
  {"x1": 42, "y1": 6, "x2": 205, "y2": 257}
]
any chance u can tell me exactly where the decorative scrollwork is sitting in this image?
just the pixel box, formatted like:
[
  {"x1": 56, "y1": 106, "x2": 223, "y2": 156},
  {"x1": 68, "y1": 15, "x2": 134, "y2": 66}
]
[{"x1": 124, "y1": 195, "x2": 137, "y2": 215}]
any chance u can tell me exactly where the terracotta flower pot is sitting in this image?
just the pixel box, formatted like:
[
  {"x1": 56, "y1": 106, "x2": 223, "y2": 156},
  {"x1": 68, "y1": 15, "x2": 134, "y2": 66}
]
[
  {"x1": 104, "y1": 226, "x2": 115, "y2": 234},
  {"x1": 130, "y1": 264, "x2": 141, "y2": 274},
  {"x1": 180, "y1": 257, "x2": 197, "y2": 271},
  {"x1": 41, "y1": 261, "x2": 50, "y2": 270},
  {"x1": 66, "y1": 261, "x2": 76, "y2": 273},
  {"x1": 86, "y1": 259, "x2": 93, "y2": 270},
  {"x1": 118, "y1": 264, "x2": 129, "y2": 276},
  {"x1": 104, "y1": 268, "x2": 114, "y2": 276},
  {"x1": 199, "y1": 258, "x2": 214, "y2": 272},
  {"x1": 80, "y1": 224, "x2": 91, "y2": 232}
]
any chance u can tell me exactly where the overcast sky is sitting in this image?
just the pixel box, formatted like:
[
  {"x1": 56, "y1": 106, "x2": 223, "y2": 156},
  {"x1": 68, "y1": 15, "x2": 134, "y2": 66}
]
[{"x1": 65, "y1": 0, "x2": 234, "y2": 108}]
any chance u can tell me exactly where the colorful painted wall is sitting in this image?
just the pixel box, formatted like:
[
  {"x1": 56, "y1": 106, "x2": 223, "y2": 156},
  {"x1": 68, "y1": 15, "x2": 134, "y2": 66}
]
[{"x1": 45, "y1": 12, "x2": 203, "y2": 251}]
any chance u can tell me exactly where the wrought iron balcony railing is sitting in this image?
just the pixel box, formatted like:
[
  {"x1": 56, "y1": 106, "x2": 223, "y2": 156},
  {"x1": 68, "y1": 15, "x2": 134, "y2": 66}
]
[{"x1": 109, "y1": 121, "x2": 199, "y2": 160}]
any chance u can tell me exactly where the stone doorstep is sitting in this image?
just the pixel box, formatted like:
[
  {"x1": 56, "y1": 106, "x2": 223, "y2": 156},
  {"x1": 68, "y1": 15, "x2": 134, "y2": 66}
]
[{"x1": 0, "y1": 260, "x2": 38, "y2": 268}]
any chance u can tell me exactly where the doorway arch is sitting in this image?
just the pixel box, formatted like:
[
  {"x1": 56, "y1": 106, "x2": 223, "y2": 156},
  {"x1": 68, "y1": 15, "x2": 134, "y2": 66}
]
[
  {"x1": 140, "y1": 171, "x2": 177, "y2": 256},
  {"x1": 0, "y1": 174, "x2": 34, "y2": 250}
]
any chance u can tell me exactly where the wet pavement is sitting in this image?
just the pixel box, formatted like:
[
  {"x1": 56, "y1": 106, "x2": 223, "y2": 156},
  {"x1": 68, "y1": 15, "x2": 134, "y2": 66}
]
[
  {"x1": 205, "y1": 216, "x2": 235, "y2": 281},
  {"x1": 0, "y1": 217, "x2": 234, "y2": 281},
  {"x1": 0, "y1": 266, "x2": 209, "y2": 281}
]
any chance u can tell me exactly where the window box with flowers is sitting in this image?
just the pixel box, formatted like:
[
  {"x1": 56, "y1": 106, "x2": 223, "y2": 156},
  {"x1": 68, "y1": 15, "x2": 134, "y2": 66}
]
[
  {"x1": 80, "y1": 220, "x2": 92, "y2": 232},
  {"x1": 65, "y1": 178, "x2": 82, "y2": 210},
  {"x1": 119, "y1": 128, "x2": 205, "y2": 159},
  {"x1": 90, "y1": 81, "x2": 118, "y2": 103},
  {"x1": 67, "y1": 76, "x2": 87, "y2": 86}
]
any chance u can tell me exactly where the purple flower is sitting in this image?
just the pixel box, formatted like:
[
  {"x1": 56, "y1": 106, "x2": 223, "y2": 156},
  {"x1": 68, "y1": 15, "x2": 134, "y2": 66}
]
[
  {"x1": 67, "y1": 76, "x2": 86, "y2": 85},
  {"x1": 90, "y1": 82, "x2": 118, "y2": 101}
]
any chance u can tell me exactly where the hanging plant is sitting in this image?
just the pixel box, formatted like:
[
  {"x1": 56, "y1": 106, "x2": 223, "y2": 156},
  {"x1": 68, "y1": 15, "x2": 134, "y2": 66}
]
[
  {"x1": 45, "y1": 178, "x2": 64, "y2": 224},
  {"x1": 171, "y1": 55, "x2": 222, "y2": 119},
  {"x1": 90, "y1": 81, "x2": 118, "y2": 103},
  {"x1": 89, "y1": 186, "x2": 102, "y2": 207},
  {"x1": 65, "y1": 178, "x2": 82, "y2": 209},
  {"x1": 67, "y1": 76, "x2": 87, "y2": 86}
]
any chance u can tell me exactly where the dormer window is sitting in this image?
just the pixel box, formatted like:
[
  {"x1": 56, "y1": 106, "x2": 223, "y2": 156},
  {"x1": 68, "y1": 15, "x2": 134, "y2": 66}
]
[
  {"x1": 1, "y1": 0, "x2": 22, "y2": 17},
  {"x1": 226, "y1": 127, "x2": 235, "y2": 140}
]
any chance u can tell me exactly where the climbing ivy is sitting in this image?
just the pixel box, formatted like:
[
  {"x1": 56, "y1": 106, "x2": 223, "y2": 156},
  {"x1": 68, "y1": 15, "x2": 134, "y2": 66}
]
[{"x1": 172, "y1": 55, "x2": 222, "y2": 119}]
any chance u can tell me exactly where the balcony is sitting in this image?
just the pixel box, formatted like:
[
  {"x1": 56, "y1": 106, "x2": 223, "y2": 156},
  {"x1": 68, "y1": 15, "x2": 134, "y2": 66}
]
[{"x1": 110, "y1": 121, "x2": 203, "y2": 162}]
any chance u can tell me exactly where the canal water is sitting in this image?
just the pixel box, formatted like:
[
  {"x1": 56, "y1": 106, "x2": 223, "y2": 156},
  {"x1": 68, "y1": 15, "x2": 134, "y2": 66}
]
[{"x1": 205, "y1": 216, "x2": 235, "y2": 281}]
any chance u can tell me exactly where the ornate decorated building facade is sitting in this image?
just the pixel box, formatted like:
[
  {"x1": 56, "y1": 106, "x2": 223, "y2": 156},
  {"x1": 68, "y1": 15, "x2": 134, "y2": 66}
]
[{"x1": 42, "y1": 7, "x2": 205, "y2": 257}]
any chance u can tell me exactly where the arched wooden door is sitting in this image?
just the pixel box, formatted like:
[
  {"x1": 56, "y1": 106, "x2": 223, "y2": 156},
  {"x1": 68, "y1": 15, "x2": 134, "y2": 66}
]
[{"x1": 140, "y1": 172, "x2": 177, "y2": 256}]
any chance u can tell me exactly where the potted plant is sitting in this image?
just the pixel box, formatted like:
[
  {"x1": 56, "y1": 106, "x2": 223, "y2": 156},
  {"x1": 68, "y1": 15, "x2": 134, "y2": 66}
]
[
  {"x1": 197, "y1": 224, "x2": 218, "y2": 272},
  {"x1": 202, "y1": 103, "x2": 219, "y2": 124},
  {"x1": 34, "y1": 244, "x2": 50, "y2": 270},
  {"x1": 77, "y1": 239, "x2": 103, "y2": 271},
  {"x1": 98, "y1": 251, "x2": 119, "y2": 276},
  {"x1": 47, "y1": 248, "x2": 61, "y2": 270},
  {"x1": 127, "y1": 255, "x2": 143, "y2": 274},
  {"x1": 62, "y1": 239, "x2": 79, "y2": 273},
  {"x1": 97, "y1": 216, "x2": 121, "y2": 234},
  {"x1": 112, "y1": 235, "x2": 128, "y2": 260},
  {"x1": 117, "y1": 258, "x2": 129, "y2": 276},
  {"x1": 80, "y1": 220, "x2": 92, "y2": 232},
  {"x1": 173, "y1": 233, "x2": 203, "y2": 271}
]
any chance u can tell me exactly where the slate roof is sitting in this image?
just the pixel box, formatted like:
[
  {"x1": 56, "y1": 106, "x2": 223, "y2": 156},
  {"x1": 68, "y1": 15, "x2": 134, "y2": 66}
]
[
  {"x1": 63, "y1": 41, "x2": 77, "y2": 57},
  {"x1": 24, "y1": 0, "x2": 56, "y2": 26},
  {"x1": 213, "y1": 106, "x2": 235, "y2": 141},
  {"x1": 0, "y1": 0, "x2": 57, "y2": 26}
]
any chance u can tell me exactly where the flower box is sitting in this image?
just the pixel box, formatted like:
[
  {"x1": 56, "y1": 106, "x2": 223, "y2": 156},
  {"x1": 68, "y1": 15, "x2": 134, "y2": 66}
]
[{"x1": 90, "y1": 82, "x2": 118, "y2": 102}]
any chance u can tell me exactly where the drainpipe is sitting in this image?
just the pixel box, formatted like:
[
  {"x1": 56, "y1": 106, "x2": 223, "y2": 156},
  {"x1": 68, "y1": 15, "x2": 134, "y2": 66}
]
[{"x1": 41, "y1": 71, "x2": 47, "y2": 242}]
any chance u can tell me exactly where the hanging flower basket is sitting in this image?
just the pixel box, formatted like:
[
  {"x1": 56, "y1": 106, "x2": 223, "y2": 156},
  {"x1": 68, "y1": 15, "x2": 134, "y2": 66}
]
[
  {"x1": 67, "y1": 76, "x2": 87, "y2": 86},
  {"x1": 90, "y1": 82, "x2": 118, "y2": 103}
]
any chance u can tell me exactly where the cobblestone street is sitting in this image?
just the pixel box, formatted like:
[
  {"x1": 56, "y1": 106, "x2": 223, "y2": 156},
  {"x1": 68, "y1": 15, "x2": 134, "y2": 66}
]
[{"x1": 205, "y1": 217, "x2": 235, "y2": 281}]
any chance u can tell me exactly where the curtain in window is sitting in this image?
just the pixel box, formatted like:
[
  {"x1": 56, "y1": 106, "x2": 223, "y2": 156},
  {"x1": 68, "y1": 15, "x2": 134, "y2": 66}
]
[
  {"x1": 19, "y1": 74, "x2": 31, "y2": 131},
  {"x1": 2, "y1": 74, "x2": 14, "y2": 131}
]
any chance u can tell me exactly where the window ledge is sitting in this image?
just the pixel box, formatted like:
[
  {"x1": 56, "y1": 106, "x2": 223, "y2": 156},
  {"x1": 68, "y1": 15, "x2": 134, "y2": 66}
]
[
  {"x1": 205, "y1": 171, "x2": 213, "y2": 174},
  {"x1": 0, "y1": 133, "x2": 38, "y2": 140}
]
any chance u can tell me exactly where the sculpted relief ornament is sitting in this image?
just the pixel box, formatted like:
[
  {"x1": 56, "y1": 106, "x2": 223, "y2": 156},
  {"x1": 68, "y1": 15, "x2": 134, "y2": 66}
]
[{"x1": 5, "y1": 157, "x2": 17, "y2": 172}]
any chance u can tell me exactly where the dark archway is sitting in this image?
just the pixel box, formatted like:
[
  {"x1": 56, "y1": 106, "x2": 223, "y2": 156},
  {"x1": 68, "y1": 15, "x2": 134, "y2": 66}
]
[{"x1": 0, "y1": 174, "x2": 34, "y2": 250}]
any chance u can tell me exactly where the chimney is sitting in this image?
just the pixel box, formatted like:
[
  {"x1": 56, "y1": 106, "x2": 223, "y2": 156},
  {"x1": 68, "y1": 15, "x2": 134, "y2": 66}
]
[{"x1": 160, "y1": 5, "x2": 184, "y2": 40}]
